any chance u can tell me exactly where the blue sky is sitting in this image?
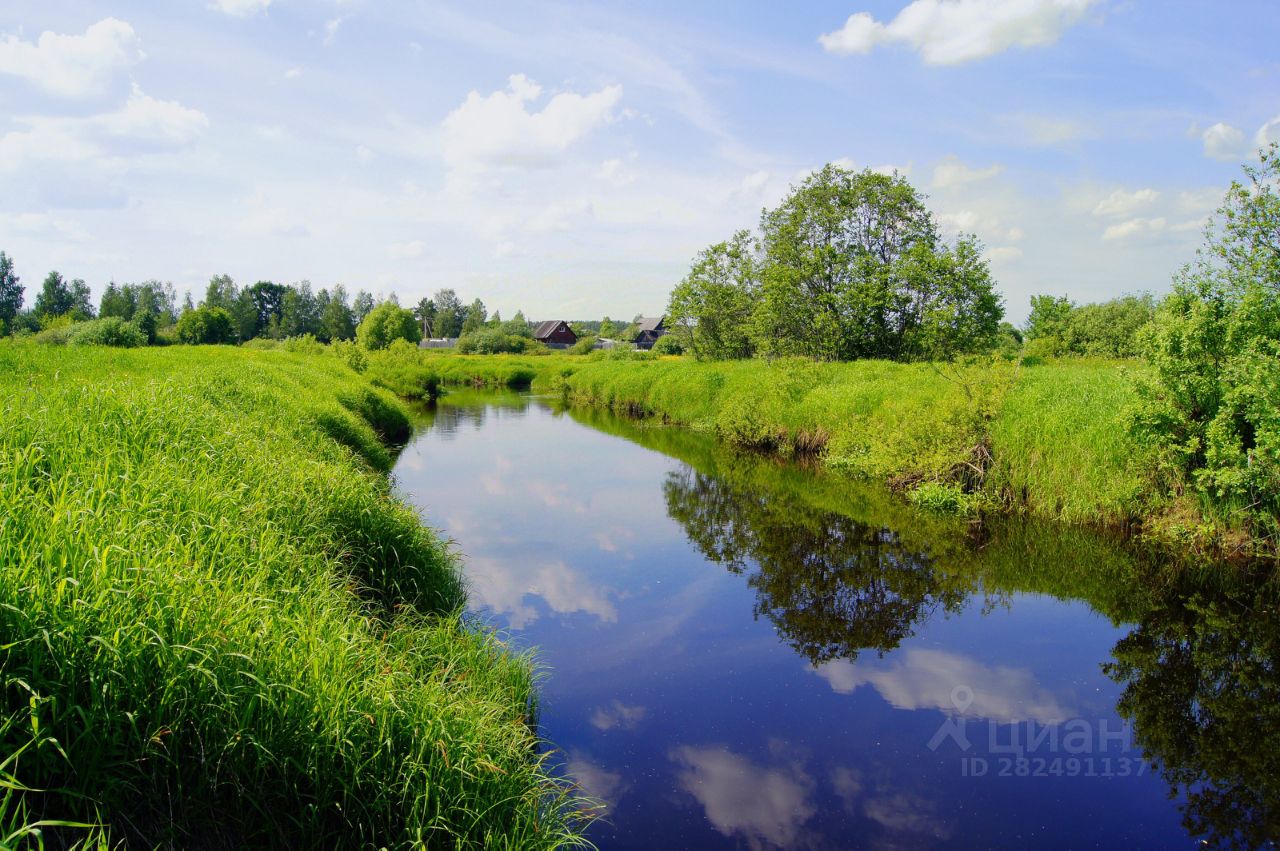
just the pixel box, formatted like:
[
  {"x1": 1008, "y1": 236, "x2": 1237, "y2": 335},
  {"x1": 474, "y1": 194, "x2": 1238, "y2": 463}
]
[{"x1": 2, "y1": 1, "x2": 1278, "y2": 323}]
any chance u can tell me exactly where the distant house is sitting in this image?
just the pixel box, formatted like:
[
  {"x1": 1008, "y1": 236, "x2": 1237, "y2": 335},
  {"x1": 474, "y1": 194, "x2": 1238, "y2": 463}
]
[
  {"x1": 634, "y1": 317, "x2": 667, "y2": 349},
  {"x1": 533, "y1": 320, "x2": 577, "y2": 348}
]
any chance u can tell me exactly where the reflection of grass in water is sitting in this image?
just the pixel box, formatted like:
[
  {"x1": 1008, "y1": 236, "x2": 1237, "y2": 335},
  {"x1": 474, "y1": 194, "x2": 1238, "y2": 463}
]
[
  {"x1": 0, "y1": 344, "x2": 587, "y2": 849},
  {"x1": 564, "y1": 403, "x2": 1154, "y2": 624}
]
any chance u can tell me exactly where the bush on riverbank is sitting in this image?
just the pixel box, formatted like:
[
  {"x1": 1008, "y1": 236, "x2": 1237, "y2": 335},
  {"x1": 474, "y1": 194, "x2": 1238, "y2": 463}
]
[{"x1": 0, "y1": 343, "x2": 585, "y2": 848}]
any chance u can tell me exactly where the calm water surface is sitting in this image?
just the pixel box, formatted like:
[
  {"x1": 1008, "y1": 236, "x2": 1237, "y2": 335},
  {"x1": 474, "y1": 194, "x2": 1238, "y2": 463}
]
[{"x1": 392, "y1": 391, "x2": 1279, "y2": 850}]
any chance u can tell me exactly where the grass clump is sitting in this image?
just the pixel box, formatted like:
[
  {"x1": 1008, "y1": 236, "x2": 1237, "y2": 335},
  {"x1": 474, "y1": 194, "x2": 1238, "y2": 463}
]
[{"x1": 0, "y1": 342, "x2": 586, "y2": 849}]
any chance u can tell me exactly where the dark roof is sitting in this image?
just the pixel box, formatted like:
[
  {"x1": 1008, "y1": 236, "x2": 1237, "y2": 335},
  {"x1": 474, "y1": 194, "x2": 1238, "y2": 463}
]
[
  {"x1": 637, "y1": 316, "x2": 664, "y2": 332},
  {"x1": 532, "y1": 320, "x2": 566, "y2": 339}
]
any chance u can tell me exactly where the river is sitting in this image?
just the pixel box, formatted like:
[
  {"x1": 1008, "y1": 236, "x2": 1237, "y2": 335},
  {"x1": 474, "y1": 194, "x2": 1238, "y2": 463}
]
[{"x1": 392, "y1": 389, "x2": 1279, "y2": 850}]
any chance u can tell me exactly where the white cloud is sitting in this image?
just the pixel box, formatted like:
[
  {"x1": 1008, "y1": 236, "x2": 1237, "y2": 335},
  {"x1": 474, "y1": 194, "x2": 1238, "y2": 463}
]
[
  {"x1": 567, "y1": 753, "x2": 624, "y2": 813},
  {"x1": 819, "y1": 0, "x2": 1098, "y2": 65},
  {"x1": 355, "y1": 144, "x2": 375, "y2": 163},
  {"x1": 465, "y1": 556, "x2": 616, "y2": 628},
  {"x1": 589, "y1": 700, "x2": 647, "y2": 731},
  {"x1": 0, "y1": 85, "x2": 208, "y2": 171},
  {"x1": 1092, "y1": 187, "x2": 1160, "y2": 218},
  {"x1": 1102, "y1": 216, "x2": 1166, "y2": 241},
  {"x1": 323, "y1": 17, "x2": 345, "y2": 46},
  {"x1": 388, "y1": 239, "x2": 425, "y2": 259},
  {"x1": 812, "y1": 648, "x2": 1072, "y2": 725},
  {"x1": 1004, "y1": 113, "x2": 1095, "y2": 146},
  {"x1": 932, "y1": 155, "x2": 1003, "y2": 189},
  {"x1": 442, "y1": 74, "x2": 623, "y2": 172},
  {"x1": 989, "y1": 246, "x2": 1023, "y2": 262},
  {"x1": 0, "y1": 18, "x2": 142, "y2": 97},
  {"x1": 1201, "y1": 122, "x2": 1248, "y2": 161},
  {"x1": 1256, "y1": 116, "x2": 1280, "y2": 149},
  {"x1": 284, "y1": 67, "x2": 302, "y2": 80},
  {"x1": 210, "y1": 0, "x2": 272, "y2": 18},
  {"x1": 671, "y1": 745, "x2": 816, "y2": 849}
]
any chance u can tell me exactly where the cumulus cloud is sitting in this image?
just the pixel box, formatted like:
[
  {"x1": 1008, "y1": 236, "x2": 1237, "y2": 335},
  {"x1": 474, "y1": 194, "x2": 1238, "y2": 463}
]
[
  {"x1": 671, "y1": 745, "x2": 816, "y2": 849},
  {"x1": 1092, "y1": 187, "x2": 1160, "y2": 218},
  {"x1": 0, "y1": 18, "x2": 142, "y2": 97},
  {"x1": 1003, "y1": 113, "x2": 1095, "y2": 146},
  {"x1": 0, "y1": 84, "x2": 208, "y2": 171},
  {"x1": 1201, "y1": 122, "x2": 1248, "y2": 161},
  {"x1": 819, "y1": 0, "x2": 1098, "y2": 65},
  {"x1": 1102, "y1": 216, "x2": 1166, "y2": 241},
  {"x1": 932, "y1": 155, "x2": 1003, "y2": 189},
  {"x1": 442, "y1": 74, "x2": 623, "y2": 172},
  {"x1": 210, "y1": 0, "x2": 272, "y2": 18},
  {"x1": 1256, "y1": 116, "x2": 1280, "y2": 149},
  {"x1": 812, "y1": 648, "x2": 1072, "y2": 725}
]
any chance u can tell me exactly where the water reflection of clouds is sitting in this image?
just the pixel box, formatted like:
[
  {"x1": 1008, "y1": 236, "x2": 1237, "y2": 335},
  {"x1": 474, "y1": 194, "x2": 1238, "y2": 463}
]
[
  {"x1": 671, "y1": 744, "x2": 816, "y2": 850},
  {"x1": 567, "y1": 751, "x2": 625, "y2": 814},
  {"x1": 465, "y1": 556, "x2": 617, "y2": 628},
  {"x1": 589, "y1": 700, "x2": 647, "y2": 731},
  {"x1": 812, "y1": 648, "x2": 1072, "y2": 725}
]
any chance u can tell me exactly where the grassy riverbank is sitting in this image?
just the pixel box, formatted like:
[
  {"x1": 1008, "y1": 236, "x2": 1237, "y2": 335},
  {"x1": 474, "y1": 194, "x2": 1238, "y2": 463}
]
[
  {"x1": 0, "y1": 343, "x2": 585, "y2": 848},
  {"x1": 548, "y1": 356, "x2": 1212, "y2": 548}
]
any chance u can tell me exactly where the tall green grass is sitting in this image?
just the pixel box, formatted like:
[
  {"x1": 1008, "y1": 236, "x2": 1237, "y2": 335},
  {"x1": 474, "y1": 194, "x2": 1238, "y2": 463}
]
[
  {"x1": 554, "y1": 356, "x2": 1154, "y2": 528},
  {"x1": 0, "y1": 343, "x2": 587, "y2": 848}
]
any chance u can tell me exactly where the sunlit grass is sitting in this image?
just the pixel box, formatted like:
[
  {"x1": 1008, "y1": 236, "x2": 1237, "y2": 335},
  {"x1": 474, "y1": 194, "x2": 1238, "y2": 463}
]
[{"x1": 0, "y1": 342, "x2": 588, "y2": 848}]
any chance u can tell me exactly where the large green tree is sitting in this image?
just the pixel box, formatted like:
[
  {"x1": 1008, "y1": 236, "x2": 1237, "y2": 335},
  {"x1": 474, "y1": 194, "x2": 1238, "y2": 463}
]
[
  {"x1": 674, "y1": 165, "x2": 1003, "y2": 362},
  {"x1": 356, "y1": 301, "x2": 422, "y2": 350},
  {"x1": 321, "y1": 285, "x2": 356, "y2": 341},
  {"x1": 667, "y1": 230, "x2": 760, "y2": 360},
  {"x1": 34, "y1": 272, "x2": 93, "y2": 321},
  {"x1": 0, "y1": 252, "x2": 23, "y2": 326},
  {"x1": 431, "y1": 289, "x2": 465, "y2": 337}
]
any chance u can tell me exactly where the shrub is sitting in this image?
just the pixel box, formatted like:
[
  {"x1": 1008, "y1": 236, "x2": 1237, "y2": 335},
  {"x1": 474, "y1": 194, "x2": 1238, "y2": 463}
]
[
  {"x1": 175, "y1": 306, "x2": 236, "y2": 345},
  {"x1": 651, "y1": 334, "x2": 685, "y2": 355},
  {"x1": 455, "y1": 328, "x2": 532, "y2": 354},
  {"x1": 32, "y1": 319, "x2": 79, "y2": 346},
  {"x1": 281, "y1": 333, "x2": 325, "y2": 356},
  {"x1": 332, "y1": 339, "x2": 368, "y2": 373},
  {"x1": 68, "y1": 317, "x2": 148, "y2": 348},
  {"x1": 569, "y1": 335, "x2": 598, "y2": 355},
  {"x1": 357, "y1": 302, "x2": 422, "y2": 350}
]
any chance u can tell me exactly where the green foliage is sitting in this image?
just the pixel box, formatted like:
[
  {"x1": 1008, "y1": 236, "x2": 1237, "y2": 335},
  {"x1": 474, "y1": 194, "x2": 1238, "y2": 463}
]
[
  {"x1": 0, "y1": 251, "x2": 23, "y2": 326},
  {"x1": 321, "y1": 285, "x2": 357, "y2": 341},
  {"x1": 667, "y1": 230, "x2": 759, "y2": 360},
  {"x1": 455, "y1": 328, "x2": 533, "y2": 354},
  {"x1": 365, "y1": 339, "x2": 441, "y2": 400},
  {"x1": 569, "y1": 335, "x2": 598, "y2": 355},
  {"x1": 460, "y1": 298, "x2": 487, "y2": 335},
  {"x1": 907, "y1": 481, "x2": 977, "y2": 514},
  {"x1": 176, "y1": 306, "x2": 236, "y2": 345},
  {"x1": 0, "y1": 343, "x2": 588, "y2": 848},
  {"x1": 280, "y1": 333, "x2": 325, "y2": 355},
  {"x1": 331, "y1": 338, "x2": 368, "y2": 373},
  {"x1": 558, "y1": 356, "x2": 1151, "y2": 526},
  {"x1": 31, "y1": 316, "x2": 79, "y2": 346},
  {"x1": 1130, "y1": 144, "x2": 1280, "y2": 540},
  {"x1": 66, "y1": 316, "x2": 148, "y2": 348},
  {"x1": 431, "y1": 289, "x2": 465, "y2": 337},
  {"x1": 670, "y1": 165, "x2": 1002, "y2": 362},
  {"x1": 650, "y1": 333, "x2": 685, "y2": 355},
  {"x1": 356, "y1": 301, "x2": 422, "y2": 350},
  {"x1": 1024, "y1": 293, "x2": 1156, "y2": 358},
  {"x1": 34, "y1": 272, "x2": 93, "y2": 321}
]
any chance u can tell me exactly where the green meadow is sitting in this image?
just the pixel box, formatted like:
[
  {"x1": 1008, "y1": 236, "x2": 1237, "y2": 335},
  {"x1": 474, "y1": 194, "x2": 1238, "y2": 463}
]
[{"x1": 0, "y1": 343, "x2": 587, "y2": 849}]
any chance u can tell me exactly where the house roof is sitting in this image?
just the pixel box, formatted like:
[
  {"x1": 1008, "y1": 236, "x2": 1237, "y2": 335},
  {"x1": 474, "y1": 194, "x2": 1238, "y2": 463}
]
[
  {"x1": 532, "y1": 320, "x2": 567, "y2": 339},
  {"x1": 637, "y1": 316, "x2": 664, "y2": 332}
]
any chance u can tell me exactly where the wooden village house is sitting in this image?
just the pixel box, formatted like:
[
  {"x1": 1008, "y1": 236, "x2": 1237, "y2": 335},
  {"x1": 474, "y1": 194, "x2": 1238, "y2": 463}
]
[
  {"x1": 634, "y1": 317, "x2": 667, "y2": 349},
  {"x1": 533, "y1": 320, "x2": 577, "y2": 348}
]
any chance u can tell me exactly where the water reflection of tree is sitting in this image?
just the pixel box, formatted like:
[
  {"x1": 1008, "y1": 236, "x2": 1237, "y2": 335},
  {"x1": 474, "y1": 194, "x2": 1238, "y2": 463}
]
[
  {"x1": 663, "y1": 467, "x2": 971, "y2": 665},
  {"x1": 1103, "y1": 573, "x2": 1280, "y2": 849}
]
